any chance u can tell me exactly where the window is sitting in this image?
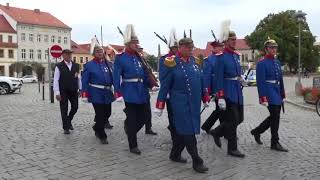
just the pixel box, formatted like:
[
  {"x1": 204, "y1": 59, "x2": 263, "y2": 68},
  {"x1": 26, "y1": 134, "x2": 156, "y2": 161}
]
[
  {"x1": 0, "y1": 49, "x2": 4, "y2": 58},
  {"x1": 37, "y1": 50, "x2": 41, "y2": 60},
  {"x1": 73, "y1": 56, "x2": 77, "y2": 62},
  {"x1": 245, "y1": 54, "x2": 248, "y2": 61},
  {"x1": 85, "y1": 57, "x2": 89, "y2": 63},
  {"x1": 51, "y1": 36, "x2": 55, "y2": 43},
  {"x1": 37, "y1": 34, "x2": 41, "y2": 42},
  {"x1": 29, "y1": 49, "x2": 34, "y2": 59},
  {"x1": 45, "y1": 50, "x2": 48, "y2": 59},
  {"x1": 21, "y1": 49, "x2": 26, "y2": 59},
  {"x1": 29, "y1": 34, "x2": 34, "y2": 42},
  {"x1": 80, "y1": 57, "x2": 83, "y2": 63},
  {"x1": 8, "y1": 50, "x2": 14, "y2": 58},
  {"x1": 58, "y1": 36, "x2": 61, "y2": 43},
  {"x1": 63, "y1": 37, "x2": 68, "y2": 44},
  {"x1": 21, "y1": 33, "x2": 26, "y2": 41},
  {"x1": 0, "y1": 35, "x2": 2, "y2": 42},
  {"x1": 8, "y1": 35, "x2": 12, "y2": 43},
  {"x1": 44, "y1": 35, "x2": 48, "y2": 42}
]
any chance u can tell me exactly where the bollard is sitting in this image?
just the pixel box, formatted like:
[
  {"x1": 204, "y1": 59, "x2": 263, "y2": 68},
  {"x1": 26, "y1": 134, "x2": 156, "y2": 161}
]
[{"x1": 42, "y1": 77, "x2": 45, "y2": 100}]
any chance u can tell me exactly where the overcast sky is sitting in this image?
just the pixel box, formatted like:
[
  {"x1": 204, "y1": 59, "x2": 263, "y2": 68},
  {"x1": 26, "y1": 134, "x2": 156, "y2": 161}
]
[{"x1": 2, "y1": 0, "x2": 320, "y2": 55}]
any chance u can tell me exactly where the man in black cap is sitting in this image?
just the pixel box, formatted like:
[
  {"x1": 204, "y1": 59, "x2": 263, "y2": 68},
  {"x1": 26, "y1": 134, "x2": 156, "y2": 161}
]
[{"x1": 53, "y1": 49, "x2": 81, "y2": 134}]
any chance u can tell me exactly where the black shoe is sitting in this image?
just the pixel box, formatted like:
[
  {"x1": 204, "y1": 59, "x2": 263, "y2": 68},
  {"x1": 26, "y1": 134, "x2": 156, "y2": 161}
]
[
  {"x1": 193, "y1": 163, "x2": 209, "y2": 173},
  {"x1": 209, "y1": 130, "x2": 221, "y2": 148},
  {"x1": 64, "y1": 129, "x2": 70, "y2": 134},
  {"x1": 271, "y1": 142, "x2": 288, "y2": 152},
  {"x1": 145, "y1": 129, "x2": 158, "y2": 135},
  {"x1": 69, "y1": 124, "x2": 74, "y2": 130},
  {"x1": 130, "y1": 147, "x2": 141, "y2": 155},
  {"x1": 100, "y1": 138, "x2": 108, "y2": 144},
  {"x1": 201, "y1": 126, "x2": 210, "y2": 134},
  {"x1": 170, "y1": 156, "x2": 187, "y2": 163},
  {"x1": 105, "y1": 122, "x2": 113, "y2": 129},
  {"x1": 251, "y1": 130, "x2": 262, "y2": 145},
  {"x1": 227, "y1": 150, "x2": 245, "y2": 158}
]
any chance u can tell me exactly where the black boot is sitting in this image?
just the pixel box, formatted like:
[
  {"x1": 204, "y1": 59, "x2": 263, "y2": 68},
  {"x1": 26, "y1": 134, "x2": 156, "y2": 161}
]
[
  {"x1": 64, "y1": 129, "x2": 70, "y2": 134},
  {"x1": 251, "y1": 130, "x2": 263, "y2": 145},
  {"x1": 130, "y1": 147, "x2": 141, "y2": 155},
  {"x1": 192, "y1": 157, "x2": 208, "y2": 173},
  {"x1": 271, "y1": 142, "x2": 288, "y2": 152},
  {"x1": 209, "y1": 130, "x2": 221, "y2": 148},
  {"x1": 145, "y1": 129, "x2": 158, "y2": 135},
  {"x1": 227, "y1": 150, "x2": 245, "y2": 158},
  {"x1": 69, "y1": 124, "x2": 74, "y2": 130},
  {"x1": 169, "y1": 156, "x2": 187, "y2": 163}
]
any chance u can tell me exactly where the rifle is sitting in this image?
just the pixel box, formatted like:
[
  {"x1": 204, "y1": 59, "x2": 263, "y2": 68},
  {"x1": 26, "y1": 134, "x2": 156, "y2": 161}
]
[
  {"x1": 117, "y1": 26, "x2": 159, "y2": 88},
  {"x1": 154, "y1": 32, "x2": 168, "y2": 44}
]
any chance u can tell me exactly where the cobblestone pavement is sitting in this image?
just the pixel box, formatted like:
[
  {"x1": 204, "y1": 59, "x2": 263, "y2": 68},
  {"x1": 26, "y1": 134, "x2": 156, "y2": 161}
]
[{"x1": 0, "y1": 81, "x2": 319, "y2": 180}]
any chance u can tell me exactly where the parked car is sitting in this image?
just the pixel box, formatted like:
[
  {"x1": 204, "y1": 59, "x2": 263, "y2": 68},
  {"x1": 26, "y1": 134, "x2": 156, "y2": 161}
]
[
  {"x1": 0, "y1": 76, "x2": 23, "y2": 94},
  {"x1": 242, "y1": 69, "x2": 256, "y2": 86},
  {"x1": 21, "y1": 75, "x2": 38, "y2": 83}
]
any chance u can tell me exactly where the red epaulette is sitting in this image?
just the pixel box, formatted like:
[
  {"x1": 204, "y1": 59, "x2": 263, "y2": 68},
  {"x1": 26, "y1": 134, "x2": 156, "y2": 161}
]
[{"x1": 234, "y1": 50, "x2": 241, "y2": 56}]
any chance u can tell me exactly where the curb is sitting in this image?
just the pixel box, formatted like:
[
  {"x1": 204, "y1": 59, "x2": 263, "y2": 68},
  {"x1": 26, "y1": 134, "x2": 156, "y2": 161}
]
[{"x1": 285, "y1": 99, "x2": 315, "y2": 111}]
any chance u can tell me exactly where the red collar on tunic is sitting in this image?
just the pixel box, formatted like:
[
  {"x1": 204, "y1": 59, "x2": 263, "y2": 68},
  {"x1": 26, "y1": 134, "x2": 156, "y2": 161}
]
[
  {"x1": 168, "y1": 51, "x2": 176, "y2": 57},
  {"x1": 93, "y1": 58, "x2": 102, "y2": 64},
  {"x1": 177, "y1": 52, "x2": 190, "y2": 63},
  {"x1": 264, "y1": 54, "x2": 275, "y2": 60}
]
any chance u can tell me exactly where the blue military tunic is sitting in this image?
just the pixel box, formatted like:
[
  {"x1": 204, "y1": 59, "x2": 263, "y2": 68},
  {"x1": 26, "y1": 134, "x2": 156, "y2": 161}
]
[
  {"x1": 113, "y1": 51, "x2": 150, "y2": 104},
  {"x1": 81, "y1": 59, "x2": 114, "y2": 104},
  {"x1": 256, "y1": 55, "x2": 285, "y2": 105},
  {"x1": 202, "y1": 53, "x2": 221, "y2": 95},
  {"x1": 215, "y1": 48, "x2": 243, "y2": 105},
  {"x1": 156, "y1": 55, "x2": 203, "y2": 135}
]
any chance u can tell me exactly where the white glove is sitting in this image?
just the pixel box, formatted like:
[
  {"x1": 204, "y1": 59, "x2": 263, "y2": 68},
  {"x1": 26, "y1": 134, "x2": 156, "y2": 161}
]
[
  {"x1": 153, "y1": 108, "x2": 163, "y2": 117},
  {"x1": 261, "y1": 102, "x2": 269, "y2": 107},
  {"x1": 151, "y1": 86, "x2": 160, "y2": 91},
  {"x1": 218, "y1": 98, "x2": 226, "y2": 110},
  {"x1": 81, "y1": 97, "x2": 88, "y2": 103},
  {"x1": 115, "y1": 96, "x2": 124, "y2": 103},
  {"x1": 239, "y1": 77, "x2": 248, "y2": 87},
  {"x1": 203, "y1": 102, "x2": 210, "y2": 108}
]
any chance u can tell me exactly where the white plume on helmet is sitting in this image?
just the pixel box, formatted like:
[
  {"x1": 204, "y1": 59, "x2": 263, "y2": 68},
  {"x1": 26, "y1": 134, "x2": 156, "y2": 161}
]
[
  {"x1": 90, "y1": 37, "x2": 99, "y2": 54},
  {"x1": 219, "y1": 20, "x2": 231, "y2": 42},
  {"x1": 168, "y1": 28, "x2": 178, "y2": 48},
  {"x1": 123, "y1": 24, "x2": 138, "y2": 44}
]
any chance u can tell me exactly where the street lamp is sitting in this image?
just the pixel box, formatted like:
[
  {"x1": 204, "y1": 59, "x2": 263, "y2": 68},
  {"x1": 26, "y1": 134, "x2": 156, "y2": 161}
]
[{"x1": 294, "y1": 10, "x2": 307, "y2": 84}]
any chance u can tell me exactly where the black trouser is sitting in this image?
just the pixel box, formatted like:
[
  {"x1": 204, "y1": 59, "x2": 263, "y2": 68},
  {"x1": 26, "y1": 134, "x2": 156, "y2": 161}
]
[
  {"x1": 251, "y1": 105, "x2": 281, "y2": 144},
  {"x1": 144, "y1": 100, "x2": 153, "y2": 131},
  {"x1": 166, "y1": 100, "x2": 175, "y2": 141},
  {"x1": 170, "y1": 134, "x2": 203, "y2": 165},
  {"x1": 212, "y1": 100, "x2": 242, "y2": 151},
  {"x1": 92, "y1": 103, "x2": 111, "y2": 139},
  {"x1": 124, "y1": 102, "x2": 148, "y2": 149},
  {"x1": 59, "y1": 90, "x2": 78, "y2": 130},
  {"x1": 201, "y1": 100, "x2": 223, "y2": 131}
]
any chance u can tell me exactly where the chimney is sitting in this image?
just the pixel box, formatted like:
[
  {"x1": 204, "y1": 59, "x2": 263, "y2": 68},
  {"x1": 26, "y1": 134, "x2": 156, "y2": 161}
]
[
  {"x1": 6, "y1": 3, "x2": 9, "y2": 9},
  {"x1": 34, "y1": 9, "x2": 40, "y2": 13}
]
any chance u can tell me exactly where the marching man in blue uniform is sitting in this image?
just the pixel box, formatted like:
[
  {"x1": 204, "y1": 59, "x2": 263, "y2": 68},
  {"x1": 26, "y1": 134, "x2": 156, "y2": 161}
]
[
  {"x1": 201, "y1": 31, "x2": 224, "y2": 133},
  {"x1": 81, "y1": 43, "x2": 114, "y2": 144},
  {"x1": 209, "y1": 20, "x2": 246, "y2": 158},
  {"x1": 154, "y1": 38, "x2": 210, "y2": 173},
  {"x1": 113, "y1": 24, "x2": 156, "y2": 155},
  {"x1": 250, "y1": 38, "x2": 288, "y2": 152},
  {"x1": 157, "y1": 28, "x2": 179, "y2": 142}
]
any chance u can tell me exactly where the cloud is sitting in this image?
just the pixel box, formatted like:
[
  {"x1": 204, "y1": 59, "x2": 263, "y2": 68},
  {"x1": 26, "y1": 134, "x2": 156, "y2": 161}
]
[{"x1": 2, "y1": 0, "x2": 320, "y2": 55}]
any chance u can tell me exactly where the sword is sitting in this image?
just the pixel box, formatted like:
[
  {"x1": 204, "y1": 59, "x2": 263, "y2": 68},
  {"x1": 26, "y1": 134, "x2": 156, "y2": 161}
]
[{"x1": 282, "y1": 103, "x2": 285, "y2": 113}]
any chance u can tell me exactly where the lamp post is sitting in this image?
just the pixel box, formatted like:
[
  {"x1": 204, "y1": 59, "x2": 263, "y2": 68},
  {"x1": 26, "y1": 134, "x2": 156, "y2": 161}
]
[{"x1": 294, "y1": 10, "x2": 307, "y2": 84}]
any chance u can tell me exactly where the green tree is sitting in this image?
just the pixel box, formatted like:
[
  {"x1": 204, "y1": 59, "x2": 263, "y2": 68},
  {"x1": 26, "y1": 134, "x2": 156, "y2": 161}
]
[
  {"x1": 245, "y1": 10, "x2": 319, "y2": 72},
  {"x1": 31, "y1": 62, "x2": 45, "y2": 81},
  {"x1": 144, "y1": 54, "x2": 158, "y2": 71},
  {"x1": 9, "y1": 62, "x2": 26, "y2": 77}
]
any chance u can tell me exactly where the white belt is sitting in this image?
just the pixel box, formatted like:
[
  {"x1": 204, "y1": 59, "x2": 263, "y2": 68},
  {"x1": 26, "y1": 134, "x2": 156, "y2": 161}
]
[
  {"x1": 122, "y1": 78, "x2": 144, "y2": 83},
  {"x1": 266, "y1": 80, "x2": 278, "y2": 84},
  {"x1": 225, "y1": 76, "x2": 241, "y2": 81},
  {"x1": 89, "y1": 83, "x2": 113, "y2": 90}
]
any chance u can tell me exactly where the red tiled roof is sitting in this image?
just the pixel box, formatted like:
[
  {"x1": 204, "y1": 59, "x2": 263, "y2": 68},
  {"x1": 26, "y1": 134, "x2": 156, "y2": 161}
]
[
  {"x1": 0, "y1": 4, "x2": 71, "y2": 29},
  {"x1": 71, "y1": 40, "x2": 89, "y2": 54},
  {"x1": 78, "y1": 43, "x2": 125, "y2": 54},
  {"x1": 0, "y1": 42, "x2": 18, "y2": 48},
  {"x1": 0, "y1": 15, "x2": 16, "y2": 33},
  {"x1": 193, "y1": 39, "x2": 252, "y2": 58}
]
